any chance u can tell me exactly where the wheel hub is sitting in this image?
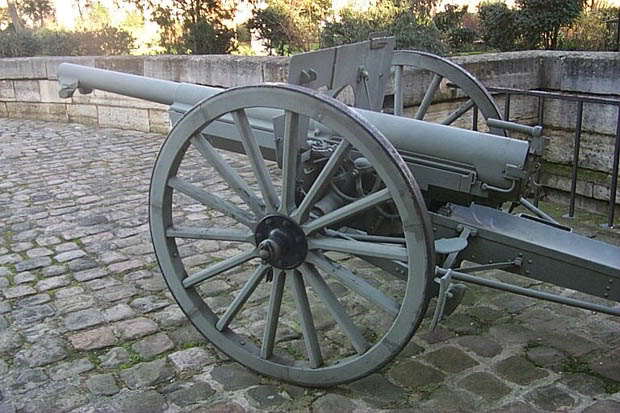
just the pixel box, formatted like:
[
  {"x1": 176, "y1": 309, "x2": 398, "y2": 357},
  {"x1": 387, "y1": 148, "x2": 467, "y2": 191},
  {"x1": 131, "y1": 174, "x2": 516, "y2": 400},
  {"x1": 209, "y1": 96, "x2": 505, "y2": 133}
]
[{"x1": 255, "y1": 214, "x2": 307, "y2": 269}]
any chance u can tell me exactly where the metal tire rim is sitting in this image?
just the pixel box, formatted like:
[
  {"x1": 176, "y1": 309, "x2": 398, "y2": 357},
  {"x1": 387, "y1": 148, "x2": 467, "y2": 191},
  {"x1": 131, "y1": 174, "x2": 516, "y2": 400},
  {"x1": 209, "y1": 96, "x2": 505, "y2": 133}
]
[
  {"x1": 149, "y1": 83, "x2": 434, "y2": 386},
  {"x1": 392, "y1": 50, "x2": 506, "y2": 136}
]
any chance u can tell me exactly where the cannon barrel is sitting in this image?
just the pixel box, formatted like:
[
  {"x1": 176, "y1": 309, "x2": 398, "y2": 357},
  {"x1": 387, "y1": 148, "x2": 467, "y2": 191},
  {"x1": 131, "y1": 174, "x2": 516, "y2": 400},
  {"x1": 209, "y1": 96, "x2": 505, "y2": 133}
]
[{"x1": 58, "y1": 63, "x2": 530, "y2": 191}]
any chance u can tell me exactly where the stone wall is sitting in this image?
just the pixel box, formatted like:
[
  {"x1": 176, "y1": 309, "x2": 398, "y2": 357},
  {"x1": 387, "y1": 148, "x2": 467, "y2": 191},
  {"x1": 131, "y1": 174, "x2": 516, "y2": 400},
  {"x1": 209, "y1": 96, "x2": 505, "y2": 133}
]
[
  {"x1": 1, "y1": 51, "x2": 619, "y2": 213},
  {"x1": 0, "y1": 55, "x2": 288, "y2": 134}
]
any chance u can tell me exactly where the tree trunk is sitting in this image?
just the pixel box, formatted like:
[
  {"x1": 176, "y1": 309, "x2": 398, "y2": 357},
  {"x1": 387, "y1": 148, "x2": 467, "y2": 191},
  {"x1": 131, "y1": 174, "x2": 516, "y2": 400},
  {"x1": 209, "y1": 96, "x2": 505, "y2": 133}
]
[{"x1": 7, "y1": 1, "x2": 25, "y2": 32}]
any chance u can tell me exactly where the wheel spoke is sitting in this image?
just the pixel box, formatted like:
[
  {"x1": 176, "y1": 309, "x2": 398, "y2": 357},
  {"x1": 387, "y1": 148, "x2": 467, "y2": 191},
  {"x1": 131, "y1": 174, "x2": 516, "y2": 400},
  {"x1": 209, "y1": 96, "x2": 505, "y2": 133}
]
[
  {"x1": 190, "y1": 134, "x2": 266, "y2": 217},
  {"x1": 394, "y1": 65, "x2": 404, "y2": 116},
  {"x1": 261, "y1": 270, "x2": 285, "y2": 360},
  {"x1": 290, "y1": 269, "x2": 323, "y2": 368},
  {"x1": 303, "y1": 188, "x2": 391, "y2": 235},
  {"x1": 232, "y1": 110, "x2": 280, "y2": 212},
  {"x1": 182, "y1": 248, "x2": 258, "y2": 288},
  {"x1": 216, "y1": 264, "x2": 270, "y2": 331},
  {"x1": 300, "y1": 263, "x2": 370, "y2": 354},
  {"x1": 415, "y1": 74, "x2": 443, "y2": 120},
  {"x1": 291, "y1": 139, "x2": 351, "y2": 224},
  {"x1": 308, "y1": 236, "x2": 408, "y2": 262},
  {"x1": 306, "y1": 252, "x2": 400, "y2": 316},
  {"x1": 279, "y1": 111, "x2": 308, "y2": 214},
  {"x1": 440, "y1": 99, "x2": 474, "y2": 126},
  {"x1": 166, "y1": 226, "x2": 254, "y2": 242},
  {"x1": 168, "y1": 176, "x2": 255, "y2": 228}
]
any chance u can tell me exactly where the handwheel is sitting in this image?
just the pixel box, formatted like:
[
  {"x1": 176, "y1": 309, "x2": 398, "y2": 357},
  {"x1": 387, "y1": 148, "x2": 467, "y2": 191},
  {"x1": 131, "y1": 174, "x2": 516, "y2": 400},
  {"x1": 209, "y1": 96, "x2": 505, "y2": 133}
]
[
  {"x1": 149, "y1": 84, "x2": 434, "y2": 386},
  {"x1": 391, "y1": 50, "x2": 507, "y2": 136}
]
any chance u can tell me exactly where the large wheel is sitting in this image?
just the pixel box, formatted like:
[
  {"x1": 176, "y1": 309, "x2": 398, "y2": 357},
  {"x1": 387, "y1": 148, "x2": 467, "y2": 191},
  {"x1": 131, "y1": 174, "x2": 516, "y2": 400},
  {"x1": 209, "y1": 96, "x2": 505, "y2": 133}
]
[
  {"x1": 391, "y1": 50, "x2": 507, "y2": 136},
  {"x1": 149, "y1": 84, "x2": 434, "y2": 386}
]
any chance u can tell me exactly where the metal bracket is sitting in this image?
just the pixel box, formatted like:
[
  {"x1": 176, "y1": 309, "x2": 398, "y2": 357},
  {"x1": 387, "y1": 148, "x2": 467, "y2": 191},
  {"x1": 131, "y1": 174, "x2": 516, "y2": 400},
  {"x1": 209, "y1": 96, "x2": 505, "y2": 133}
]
[{"x1": 430, "y1": 269, "x2": 467, "y2": 330}]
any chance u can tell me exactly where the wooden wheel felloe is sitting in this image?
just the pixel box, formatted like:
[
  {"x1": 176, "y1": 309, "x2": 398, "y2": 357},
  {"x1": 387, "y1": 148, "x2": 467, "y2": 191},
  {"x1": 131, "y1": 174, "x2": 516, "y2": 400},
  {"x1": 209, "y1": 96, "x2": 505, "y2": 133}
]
[
  {"x1": 149, "y1": 83, "x2": 434, "y2": 386},
  {"x1": 392, "y1": 50, "x2": 507, "y2": 136}
]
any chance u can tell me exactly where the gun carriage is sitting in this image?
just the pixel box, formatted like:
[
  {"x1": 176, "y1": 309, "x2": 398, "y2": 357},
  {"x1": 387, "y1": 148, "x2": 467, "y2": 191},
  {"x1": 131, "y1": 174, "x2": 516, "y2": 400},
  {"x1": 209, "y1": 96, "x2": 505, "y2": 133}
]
[{"x1": 57, "y1": 36, "x2": 620, "y2": 386}]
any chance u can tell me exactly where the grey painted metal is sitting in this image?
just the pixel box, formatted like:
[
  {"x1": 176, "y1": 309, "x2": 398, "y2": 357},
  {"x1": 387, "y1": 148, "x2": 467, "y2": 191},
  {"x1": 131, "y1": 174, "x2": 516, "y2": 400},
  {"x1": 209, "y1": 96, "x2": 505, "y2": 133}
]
[
  {"x1": 431, "y1": 204, "x2": 620, "y2": 303},
  {"x1": 488, "y1": 86, "x2": 620, "y2": 228},
  {"x1": 391, "y1": 50, "x2": 507, "y2": 136},
  {"x1": 394, "y1": 65, "x2": 404, "y2": 116},
  {"x1": 437, "y1": 267, "x2": 620, "y2": 317},
  {"x1": 519, "y1": 197, "x2": 559, "y2": 225},
  {"x1": 287, "y1": 36, "x2": 395, "y2": 111},
  {"x1": 56, "y1": 46, "x2": 620, "y2": 386},
  {"x1": 149, "y1": 83, "x2": 434, "y2": 386},
  {"x1": 57, "y1": 63, "x2": 530, "y2": 192},
  {"x1": 57, "y1": 62, "x2": 218, "y2": 105},
  {"x1": 487, "y1": 118, "x2": 543, "y2": 137},
  {"x1": 415, "y1": 74, "x2": 443, "y2": 120}
]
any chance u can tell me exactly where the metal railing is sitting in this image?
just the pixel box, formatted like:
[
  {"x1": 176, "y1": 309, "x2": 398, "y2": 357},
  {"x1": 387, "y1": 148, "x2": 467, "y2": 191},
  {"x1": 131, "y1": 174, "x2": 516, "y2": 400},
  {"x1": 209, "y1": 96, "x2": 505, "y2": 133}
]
[{"x1": 484, "y1": 87, "x2": 620, "y2": 229}]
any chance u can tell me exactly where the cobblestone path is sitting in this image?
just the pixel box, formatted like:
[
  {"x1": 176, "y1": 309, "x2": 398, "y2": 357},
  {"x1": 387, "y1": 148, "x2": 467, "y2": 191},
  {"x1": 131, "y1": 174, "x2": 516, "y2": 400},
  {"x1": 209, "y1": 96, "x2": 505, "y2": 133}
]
[{"x1": 1, "y1": 118, "x2": 619, "y2": 412}]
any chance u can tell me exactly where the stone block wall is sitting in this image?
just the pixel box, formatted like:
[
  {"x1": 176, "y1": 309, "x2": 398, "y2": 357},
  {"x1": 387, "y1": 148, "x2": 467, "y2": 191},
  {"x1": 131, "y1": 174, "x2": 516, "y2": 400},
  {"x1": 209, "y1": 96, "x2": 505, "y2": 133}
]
[
  {"x1": 0, "y1": 55, "x2": 288, "y2": 134},
  {"x1": 1, "y1": 51, "x2": 619, "y2": 213}
]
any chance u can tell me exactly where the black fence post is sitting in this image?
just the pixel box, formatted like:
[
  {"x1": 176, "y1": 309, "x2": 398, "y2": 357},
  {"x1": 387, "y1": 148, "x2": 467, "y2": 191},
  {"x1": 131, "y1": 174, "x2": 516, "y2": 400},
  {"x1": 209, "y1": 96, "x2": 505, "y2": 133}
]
[{"x1": 565, "y1": 101, "x2": 583, "y2": 219}]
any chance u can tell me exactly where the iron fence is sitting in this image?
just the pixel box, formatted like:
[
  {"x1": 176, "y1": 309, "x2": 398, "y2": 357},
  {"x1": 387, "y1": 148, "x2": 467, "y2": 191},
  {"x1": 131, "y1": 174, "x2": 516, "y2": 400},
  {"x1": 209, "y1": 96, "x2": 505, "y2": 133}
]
[{"x1": 484, "y1": 87, "x2": 620, "y2": 229}]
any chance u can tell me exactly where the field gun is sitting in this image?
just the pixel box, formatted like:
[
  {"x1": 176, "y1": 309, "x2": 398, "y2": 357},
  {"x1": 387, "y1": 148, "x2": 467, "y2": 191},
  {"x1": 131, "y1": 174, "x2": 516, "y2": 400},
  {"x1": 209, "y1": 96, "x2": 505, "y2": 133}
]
[{"x1": 57, "y1": 36, "x2": 620, "y2": 386}]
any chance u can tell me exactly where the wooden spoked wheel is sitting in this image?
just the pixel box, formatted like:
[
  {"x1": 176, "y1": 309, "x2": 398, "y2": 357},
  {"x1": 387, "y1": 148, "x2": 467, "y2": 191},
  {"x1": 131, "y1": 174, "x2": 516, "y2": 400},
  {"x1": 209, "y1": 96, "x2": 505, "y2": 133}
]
[
  {"x1": 392, "y1": 50, "x2": 507, "y2": 136},
  {"x1": 149, "y1": 83, "x2": 434, "y2": 386}
]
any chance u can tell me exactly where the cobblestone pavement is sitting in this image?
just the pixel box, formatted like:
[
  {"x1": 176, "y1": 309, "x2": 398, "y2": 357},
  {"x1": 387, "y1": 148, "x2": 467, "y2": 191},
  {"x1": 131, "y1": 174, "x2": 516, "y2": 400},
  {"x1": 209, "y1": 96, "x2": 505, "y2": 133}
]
[{"x1": 1, "y1": 117, "x2": 619, "y2": 413}]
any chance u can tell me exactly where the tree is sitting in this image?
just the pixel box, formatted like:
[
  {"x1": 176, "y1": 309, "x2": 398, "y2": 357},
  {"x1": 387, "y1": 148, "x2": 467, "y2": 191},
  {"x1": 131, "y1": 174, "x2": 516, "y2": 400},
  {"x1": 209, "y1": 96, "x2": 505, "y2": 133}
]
[
  {"x1": 249, "y1": 0, "x2": 331, "y2": 55},
  {"x1": 516, "y1": 0, "x2": 583, "y2": 49},
  {"x1": 131, "y1": 0, "x2": 236, "y2": 54},
  {"x1": 7, "y1": 1, "x2": 25, "y2": 31},
  {"x1": 382, "y1": 0, "x2": 439, "y2": 22},
  {"x1": 73, "y1": 0, "x2": 95, "y2": 20},
  {"x1": 433, "y1": 4, "x2": 478, "y2": 51},
  {"x1": 478, "y1": 2, "x2": 518, "y2": 51},
  {"x1": 17, "y1": 0, "x2": 54, "y2": 27},
  {"x1": 321, "y1": 3, "x2": 446, "y2": 54}
]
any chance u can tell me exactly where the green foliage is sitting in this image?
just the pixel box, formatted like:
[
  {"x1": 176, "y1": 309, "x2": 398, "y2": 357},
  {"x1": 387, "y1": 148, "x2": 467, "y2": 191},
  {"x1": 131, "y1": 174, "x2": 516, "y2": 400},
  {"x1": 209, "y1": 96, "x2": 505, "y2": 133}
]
[
  {"x1": 433, "y1": 4, "x2": 479, "y2": 52},
  {"x1": 122, "y1": 11, "x2": 145, "y2": 31},
  {"x1": 236, "y1": 22, "x2": 251, "y2": 43},
  {"x1": 0, "y1": 7, "x2": 10, "y2": 28},
  {"x1": 321, "y1": 3, "x2": 446, "y2": 54},
  {"x1": 78, "y1": 25, "x2": 135, "y2": 55},
  {"x1": 478, "y1": 2, "x2": 518, "y2": 51},
  {"x1": 559, "y1": 6, "x2": 620, "y2": 50},
  {"x1": 249, "y1": 0, "x2": 332, "y2": 55},
  {"x1": 178, "y1": 18, "x2": 235, "y2": 54},
  {"x1": 390, "y1": 9, "x2": 447, "y2": 53},
  {"x1": 448, "y1": 27, "x2": 478, "y2": 50},
  {"x1": 433, "y1": 4, "x2": 468, "y2": 33},
  {"x1": 17, "y1": 0, "x2": 54, "y2": 27},
  {"x1": 516, "y1": 0, "x2": 583, "y2": 49},
  {"x1": 383, "y1": 0, "x2": 440, "y2": 22},
  {"x1": 0, "y1": 26, "x2": 135, "y2": 57},
  {"x1": 0, "y1": 28, "x2": 37, "y2": 56},
  {"x1": 79, "y1": 1, "x2": 110, "y2": 30},
  {"x1": 132, "y1": 0, "x2": 236, "y2": 54}
]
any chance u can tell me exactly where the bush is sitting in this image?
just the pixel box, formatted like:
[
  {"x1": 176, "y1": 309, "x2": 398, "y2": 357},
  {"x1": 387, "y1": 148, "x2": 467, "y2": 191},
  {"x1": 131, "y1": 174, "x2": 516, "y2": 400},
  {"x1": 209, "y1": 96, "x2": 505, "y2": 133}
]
[
  {"x1": 448, "y1": 27, "x2": 478, "y2": 50},
  {"x1": 0, "y1": 26, "x2": 135, "y2": 57},
  {"x1": 391, "y1": 9, "x2": 447, "y2": 53},
  {"x1": 321, "y1": 5, "x2": 446, "y2": 54},
  {"x1": 477, "y1": 2, "x2": 518, "y2": 51},
  {"x1": 516, "y1": 0, "x2": 582, "y2": 50},
  {"x1": 559, "y1": 7, "x2": 618, "y2": 51},
  {"x1": 249, "y1": 0, "x2": 331, "y2": 55},
  {"x1": 177, "y1": 19, "x2": 236, "y2": 54},
  {"x1": 0, "y1": 29, "x2": 39, "y2": 57},
  {"x1": 433, "y1": 4, "x2": 479, "y2": 52}
]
